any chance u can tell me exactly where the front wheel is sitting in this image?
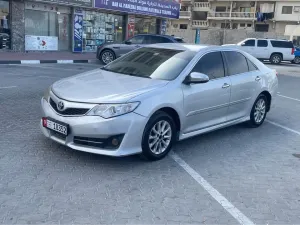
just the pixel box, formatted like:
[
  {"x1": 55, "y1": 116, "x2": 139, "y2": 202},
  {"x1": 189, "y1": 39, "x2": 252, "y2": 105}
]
[
  {"x1": 248, "y1": 94, "x2": 268, "y2": 128},
  {"x1": 100, "y1": 50, "x2": 115, "y2": 64},
  {"x1": 270, "y1": 54, "x2": 282, "y2": 64},
  {"x1": 141, "y1": 111, "x2": 176, "y2": 161}
]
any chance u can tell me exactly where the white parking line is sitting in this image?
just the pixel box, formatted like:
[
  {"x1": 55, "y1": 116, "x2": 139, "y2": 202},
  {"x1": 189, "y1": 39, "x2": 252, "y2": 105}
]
[
  {"x1": 0, "y1": 86, "x2": 17, "y2": 89},
  {"x1": 170, "y1": 152, "x2": 255, "y2": 225},
  {"x1": 278, "y1": 94, "x2": 300, "y2": 102},
  {"x1": 266, "y1": 120, "x2": 300, "y2": 136}
]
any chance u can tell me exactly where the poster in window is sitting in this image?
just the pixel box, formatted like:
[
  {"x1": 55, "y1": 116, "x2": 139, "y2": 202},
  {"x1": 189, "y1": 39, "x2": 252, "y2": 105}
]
[
  {"x1": 127, "y1": 15, "x2": 135, "y2": 39},
  {"x1": 25, "y1": 35, "x2": 58, "y2": 51}
]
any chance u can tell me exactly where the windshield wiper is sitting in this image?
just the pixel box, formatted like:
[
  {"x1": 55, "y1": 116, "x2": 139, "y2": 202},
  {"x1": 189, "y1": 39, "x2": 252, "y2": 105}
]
[{"x1": 127, "y1": 73, "x2": 151, "y2": 79}]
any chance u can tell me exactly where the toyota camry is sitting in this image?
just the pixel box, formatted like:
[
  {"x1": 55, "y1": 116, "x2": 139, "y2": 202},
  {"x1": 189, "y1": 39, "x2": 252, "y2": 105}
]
[{"x1": 40, "y1": 44, "x2": 278, "y2": 160}]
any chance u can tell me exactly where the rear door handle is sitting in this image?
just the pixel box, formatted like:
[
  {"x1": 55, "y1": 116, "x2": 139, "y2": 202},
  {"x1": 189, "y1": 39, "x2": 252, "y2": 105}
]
[
  {"x1": 222, "y1": 83, "x2": 231, "y2": 88},
  {"x1": 255, "y1": 76, "x2": 261, "y2": 81}
]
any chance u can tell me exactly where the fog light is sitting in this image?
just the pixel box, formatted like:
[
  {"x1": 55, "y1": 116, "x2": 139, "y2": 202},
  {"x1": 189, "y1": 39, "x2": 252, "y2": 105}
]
[{"x1": 111, "y1": 138, "x2": 119, "y2": 146}]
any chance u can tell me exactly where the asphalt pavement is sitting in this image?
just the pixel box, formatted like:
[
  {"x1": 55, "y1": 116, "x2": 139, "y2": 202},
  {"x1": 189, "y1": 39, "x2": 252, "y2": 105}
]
[{"x1": 0, "y1": 62, "x2": 300, "y2": 224}]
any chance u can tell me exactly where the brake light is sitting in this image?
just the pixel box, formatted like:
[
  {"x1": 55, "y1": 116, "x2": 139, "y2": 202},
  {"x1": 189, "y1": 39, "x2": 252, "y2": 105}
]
[{"x1": 292, "y1": 48, "x2": 295, "y2": 55}]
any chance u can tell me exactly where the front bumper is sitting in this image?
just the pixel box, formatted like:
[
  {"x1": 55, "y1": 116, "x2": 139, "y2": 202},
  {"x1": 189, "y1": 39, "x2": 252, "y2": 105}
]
[{"x1": 40, "y1": 98, "x2": 147, "y2": 156}]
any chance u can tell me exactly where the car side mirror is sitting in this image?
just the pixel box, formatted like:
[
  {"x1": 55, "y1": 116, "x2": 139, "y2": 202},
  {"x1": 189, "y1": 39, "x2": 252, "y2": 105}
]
[
  {"x1": 125, "y1": 40, "x2": 132, "y2": 45},
  {"x1": 241, "y1": 43, "x2": 246, "y2": 46},
  {"x1": 184, "y1": 72, "x2": 209, "y2": 84}
]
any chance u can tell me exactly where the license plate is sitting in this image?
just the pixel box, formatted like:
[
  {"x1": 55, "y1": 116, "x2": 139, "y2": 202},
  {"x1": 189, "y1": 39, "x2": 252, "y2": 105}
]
[{"x1": 42, "y1": 117, "x2": 68, "y2": 136}]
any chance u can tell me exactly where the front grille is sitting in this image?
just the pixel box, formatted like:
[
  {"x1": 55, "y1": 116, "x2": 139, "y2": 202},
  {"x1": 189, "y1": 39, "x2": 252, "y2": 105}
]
[{"x1": 49, "y1": 98, "x2": 90, "y2": 116}]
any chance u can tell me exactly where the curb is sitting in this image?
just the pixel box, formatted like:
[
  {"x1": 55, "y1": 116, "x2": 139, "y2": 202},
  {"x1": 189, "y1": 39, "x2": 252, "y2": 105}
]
[{"x1": 0, "y1": 59, "x2": 97, "y2": 65}]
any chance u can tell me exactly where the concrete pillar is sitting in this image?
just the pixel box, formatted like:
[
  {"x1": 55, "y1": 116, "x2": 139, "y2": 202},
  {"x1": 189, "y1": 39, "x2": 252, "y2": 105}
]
[{"x1": 10, "y1": 0, "x2": 25, "y2": 52}]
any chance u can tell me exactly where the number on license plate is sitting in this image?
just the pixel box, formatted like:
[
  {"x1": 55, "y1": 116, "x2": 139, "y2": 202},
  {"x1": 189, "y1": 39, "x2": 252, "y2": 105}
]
[{"x1": 43, "y1": 118, "x2": 68, "y2": 135}]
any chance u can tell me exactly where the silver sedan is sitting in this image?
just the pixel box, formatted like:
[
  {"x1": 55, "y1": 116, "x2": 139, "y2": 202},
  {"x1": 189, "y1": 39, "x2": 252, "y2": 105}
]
[{"x1": 40, "y1": 44, "x2": 278, "y2": 160}]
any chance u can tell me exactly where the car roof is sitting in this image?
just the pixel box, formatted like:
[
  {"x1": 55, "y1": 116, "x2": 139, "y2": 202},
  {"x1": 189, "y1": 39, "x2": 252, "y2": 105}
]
[
  {"x1": 135, "y1": 34, "x2": 182, "y2": 39},
  {"x1": 244, "y1": 38, "x2": 291, "y2": 42},
  {"x1": 147, "y1": 43, "x2": 241, "y2": 52}
]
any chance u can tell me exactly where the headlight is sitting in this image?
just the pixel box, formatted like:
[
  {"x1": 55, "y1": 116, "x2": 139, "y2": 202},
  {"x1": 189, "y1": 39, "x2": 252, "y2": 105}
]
[
  {"x1": 87, "y1": 102, "x2": 140, "y2": 118},
  {"x1": 43, "y1": 86, "x2": 51, "y2": 102}
]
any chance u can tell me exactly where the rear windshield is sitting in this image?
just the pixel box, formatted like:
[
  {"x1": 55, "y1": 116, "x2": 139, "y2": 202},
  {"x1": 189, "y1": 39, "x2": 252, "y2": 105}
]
[
  {"x1": 102, "y1": 47, "x2": 196, "y2": 81},
  {"x1": 271, "y1": 41, "x2": 294, "y2": 48}
]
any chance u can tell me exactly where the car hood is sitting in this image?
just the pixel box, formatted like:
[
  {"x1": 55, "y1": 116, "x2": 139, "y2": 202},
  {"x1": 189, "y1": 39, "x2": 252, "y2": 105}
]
[
  {"x1": 222, "y1": 44, "x2": 238, "y2": 46},
  {"x1": 51, "y1": 69, "x2": 168, "y2": 103}
]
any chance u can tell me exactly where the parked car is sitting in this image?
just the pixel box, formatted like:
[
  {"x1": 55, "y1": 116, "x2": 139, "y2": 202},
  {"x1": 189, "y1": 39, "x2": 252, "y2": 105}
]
[
  {"x1": 291, "y1": 46, "x2": 300, "y2": 64},
  {"x1": 223, "y1": 38, "x2": 295, "y2": 64},
  {"x1": 96, "y1": 34, "x2": 184, "y2": 64},
  {"x1": 41, "y1": 44, "x2": 278, "y2": 161}
]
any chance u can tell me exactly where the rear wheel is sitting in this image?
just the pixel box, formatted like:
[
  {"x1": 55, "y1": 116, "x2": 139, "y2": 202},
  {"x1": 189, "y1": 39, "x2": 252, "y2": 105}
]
[
  {"x1": 100, "y1": 50, "x2": 115, "y2": 64},
  {"x1": 294, "y1": 56, "x2": 300, "y2": 64},
  {"x1": 248, "y1": 94, "x2": 268, "y2": 128},
  {"x1": 141, "y1": 111, "x2": 176, "y2": 161},
  {"x1": 270, "y1": 54, "x2": 282, "y2": 64}
]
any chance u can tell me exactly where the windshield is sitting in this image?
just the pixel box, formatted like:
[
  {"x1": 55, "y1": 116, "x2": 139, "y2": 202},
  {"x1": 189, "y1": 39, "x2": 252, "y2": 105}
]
[
  {"x1": 102, "y1": 47, "x2": 196, "y2": 81},
  {"x1": 175, "y1": 38, "x2": 185, "y2": 43}
]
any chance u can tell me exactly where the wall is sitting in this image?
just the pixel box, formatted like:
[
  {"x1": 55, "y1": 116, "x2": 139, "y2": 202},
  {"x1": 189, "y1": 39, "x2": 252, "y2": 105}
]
[
  {"x1": 166, "y1": 28, "x2": 289, "y2": 45},
  {"x1": 10, "y1": 0, "x2": 25, "y2": 52},
  {"x1": 274, "y1": 1, "x2": 300, "y2": 21}
]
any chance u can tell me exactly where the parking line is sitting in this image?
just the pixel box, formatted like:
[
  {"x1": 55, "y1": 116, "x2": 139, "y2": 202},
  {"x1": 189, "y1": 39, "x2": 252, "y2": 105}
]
[
  {"x1": 266, "y1": 120, "x2": 300, "y2": 136},
  {"x1": 170, "y1": 152, "x2": 255, "y2": 225},
  {"x1": 278, "y1": 94, "x2": 300, "y2": 102},
  {"x1": 0, "y1": 86, "x2": 17, "y2": 89}
]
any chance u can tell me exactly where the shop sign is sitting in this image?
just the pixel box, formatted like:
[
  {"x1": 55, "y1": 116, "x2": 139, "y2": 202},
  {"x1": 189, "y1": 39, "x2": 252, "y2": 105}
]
[
  {"x1": 30, "y1": 0, "x2": 92, "y2": 7},
  {"x1": 95, "y1": 0, "x2": 180, "y2": 19},
  {"x1": 73, "y1": 9, "x2": 83, "y2": 52},
  {"x1": 25, "y1": 35, "x2": 58, "y2": 51},
  {"x1": 127, "y1": 15, "x2": 135, "y2": 39}
]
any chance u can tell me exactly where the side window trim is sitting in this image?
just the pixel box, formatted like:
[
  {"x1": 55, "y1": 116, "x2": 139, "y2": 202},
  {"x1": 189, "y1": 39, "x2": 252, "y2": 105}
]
[{"x1": 190, "y1": 51, "x2": 226, "y2": 81}]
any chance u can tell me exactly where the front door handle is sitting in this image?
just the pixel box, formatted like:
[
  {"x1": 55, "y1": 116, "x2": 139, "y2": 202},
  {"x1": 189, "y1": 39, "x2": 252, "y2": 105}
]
[
  {"x1": 222, "y1": 83, "x2": 231, "y2": 88},
  {"x1": 255, "y1": 76, "x2": 261, "y2": 81}
]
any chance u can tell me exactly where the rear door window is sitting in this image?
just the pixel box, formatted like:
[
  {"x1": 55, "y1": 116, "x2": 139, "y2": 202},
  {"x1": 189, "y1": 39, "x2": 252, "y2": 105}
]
[
  {"x1": 224, "y1": 51, "x2": 249, "y2": 75},
  {"x1": 257, "y1": 40, "x2": 268, "y2": 47}
]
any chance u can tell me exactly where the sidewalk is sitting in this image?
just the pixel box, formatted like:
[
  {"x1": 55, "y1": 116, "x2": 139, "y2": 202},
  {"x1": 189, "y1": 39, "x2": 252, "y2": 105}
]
[{"x1": 0, "y1": 52, "x2": 98, "y2": 64}]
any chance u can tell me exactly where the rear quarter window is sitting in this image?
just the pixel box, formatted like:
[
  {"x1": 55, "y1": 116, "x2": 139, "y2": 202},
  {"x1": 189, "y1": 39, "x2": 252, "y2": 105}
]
[{"x1": 271, "y1": 41, "x2": 294, "y2": 48}]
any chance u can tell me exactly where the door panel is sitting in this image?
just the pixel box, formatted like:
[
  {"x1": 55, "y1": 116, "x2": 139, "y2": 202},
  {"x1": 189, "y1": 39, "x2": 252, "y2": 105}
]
[
  {"x1": 182, "y1": 77, "x2": 231, "y2": 133},
  {"x1": 223, "y1": 51, "x2": 262, "y2": 121},
  {"x1": 256, "y1": 40, "x2": 270, "y2": 59},
  {"x1": 182, "y1": 51, "x2": 231, "y2": 134}
]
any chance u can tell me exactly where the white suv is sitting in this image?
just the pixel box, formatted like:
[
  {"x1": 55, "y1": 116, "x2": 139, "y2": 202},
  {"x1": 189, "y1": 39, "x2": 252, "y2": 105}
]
[{"x1": 224, "y1": 38, "x2": 295, "y2": 64}]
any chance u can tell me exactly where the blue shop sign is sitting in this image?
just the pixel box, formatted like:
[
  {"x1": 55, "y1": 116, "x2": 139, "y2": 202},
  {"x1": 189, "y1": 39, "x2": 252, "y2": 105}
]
[
  {"x1": 73, "y1": 10, "x2": 83, "y2": 52},
  {"x1": 95, "y1": 0, "x2": 180, "y2": 19}
]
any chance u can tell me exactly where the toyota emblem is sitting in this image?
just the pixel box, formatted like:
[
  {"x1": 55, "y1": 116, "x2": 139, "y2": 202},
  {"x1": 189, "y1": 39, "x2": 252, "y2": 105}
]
[{"x1": 57, "y1": 101, "x2": 64, "y2": 111}]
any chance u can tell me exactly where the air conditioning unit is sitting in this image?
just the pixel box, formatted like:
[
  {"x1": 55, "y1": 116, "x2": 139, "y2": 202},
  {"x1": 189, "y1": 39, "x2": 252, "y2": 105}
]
[{"x1": 294, "y1": 7, "x2": 300, "y2": 12}]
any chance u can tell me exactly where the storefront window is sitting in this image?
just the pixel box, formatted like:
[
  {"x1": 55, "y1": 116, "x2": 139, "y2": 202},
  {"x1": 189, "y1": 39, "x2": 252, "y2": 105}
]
[
  {"x1": 82, "y1": 11, "x2": 124, "y2": 52},
  {"x1": 134, "y1": 17, "x2": 157, "y2": 35},
  {"x1": 25, "y1": 3, "x2": 71, "y2": 51},
  {"x1": 0, "y1": 0, "x2": 10, "y2": 49}
]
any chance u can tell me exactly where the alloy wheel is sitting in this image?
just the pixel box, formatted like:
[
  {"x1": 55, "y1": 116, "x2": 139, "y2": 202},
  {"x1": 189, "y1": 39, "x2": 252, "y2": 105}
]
[
  {"x1": 272, "y1": 55, "x2": 280, "y2": 64},
  {"x1": 148, "y1": 120, "x2": 172, "y2": 155},
  {"x1": 254, "y1": 98, "x2": 266, "y2": 124},
  {"x1": 294, "y1": 57, "x2": 300, "y2": 64},
  {"x1": 101, "y1": 51, "x2": 114, "y2": 64}
]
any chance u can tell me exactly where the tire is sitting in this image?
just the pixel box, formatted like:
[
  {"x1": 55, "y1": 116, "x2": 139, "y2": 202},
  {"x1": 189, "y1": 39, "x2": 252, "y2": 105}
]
[
  {"x1": 270, "y1": 54, "x2": 282, "y2": 64},
  {"x1": 100, "y1": 50, "x2": 115, "y2": 64},
  {"x1": 248, "y1": 94, "x2": 268, "y2": 128},
  {"x1": 141, "y1": 111, "x2": 176, "y2": 161},
  {"x1": 294, "y1": 56, "x2": 300, "y2": 64}
]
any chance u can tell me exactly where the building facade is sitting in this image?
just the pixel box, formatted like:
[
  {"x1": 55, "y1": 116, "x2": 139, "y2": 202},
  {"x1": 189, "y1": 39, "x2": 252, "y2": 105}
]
[
  {"x1": 168, "y1": 0, "x2": 300, "y2": 44},
  {"x1": 0, "y1": 0, "x2": 180, "y2": 52}
]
